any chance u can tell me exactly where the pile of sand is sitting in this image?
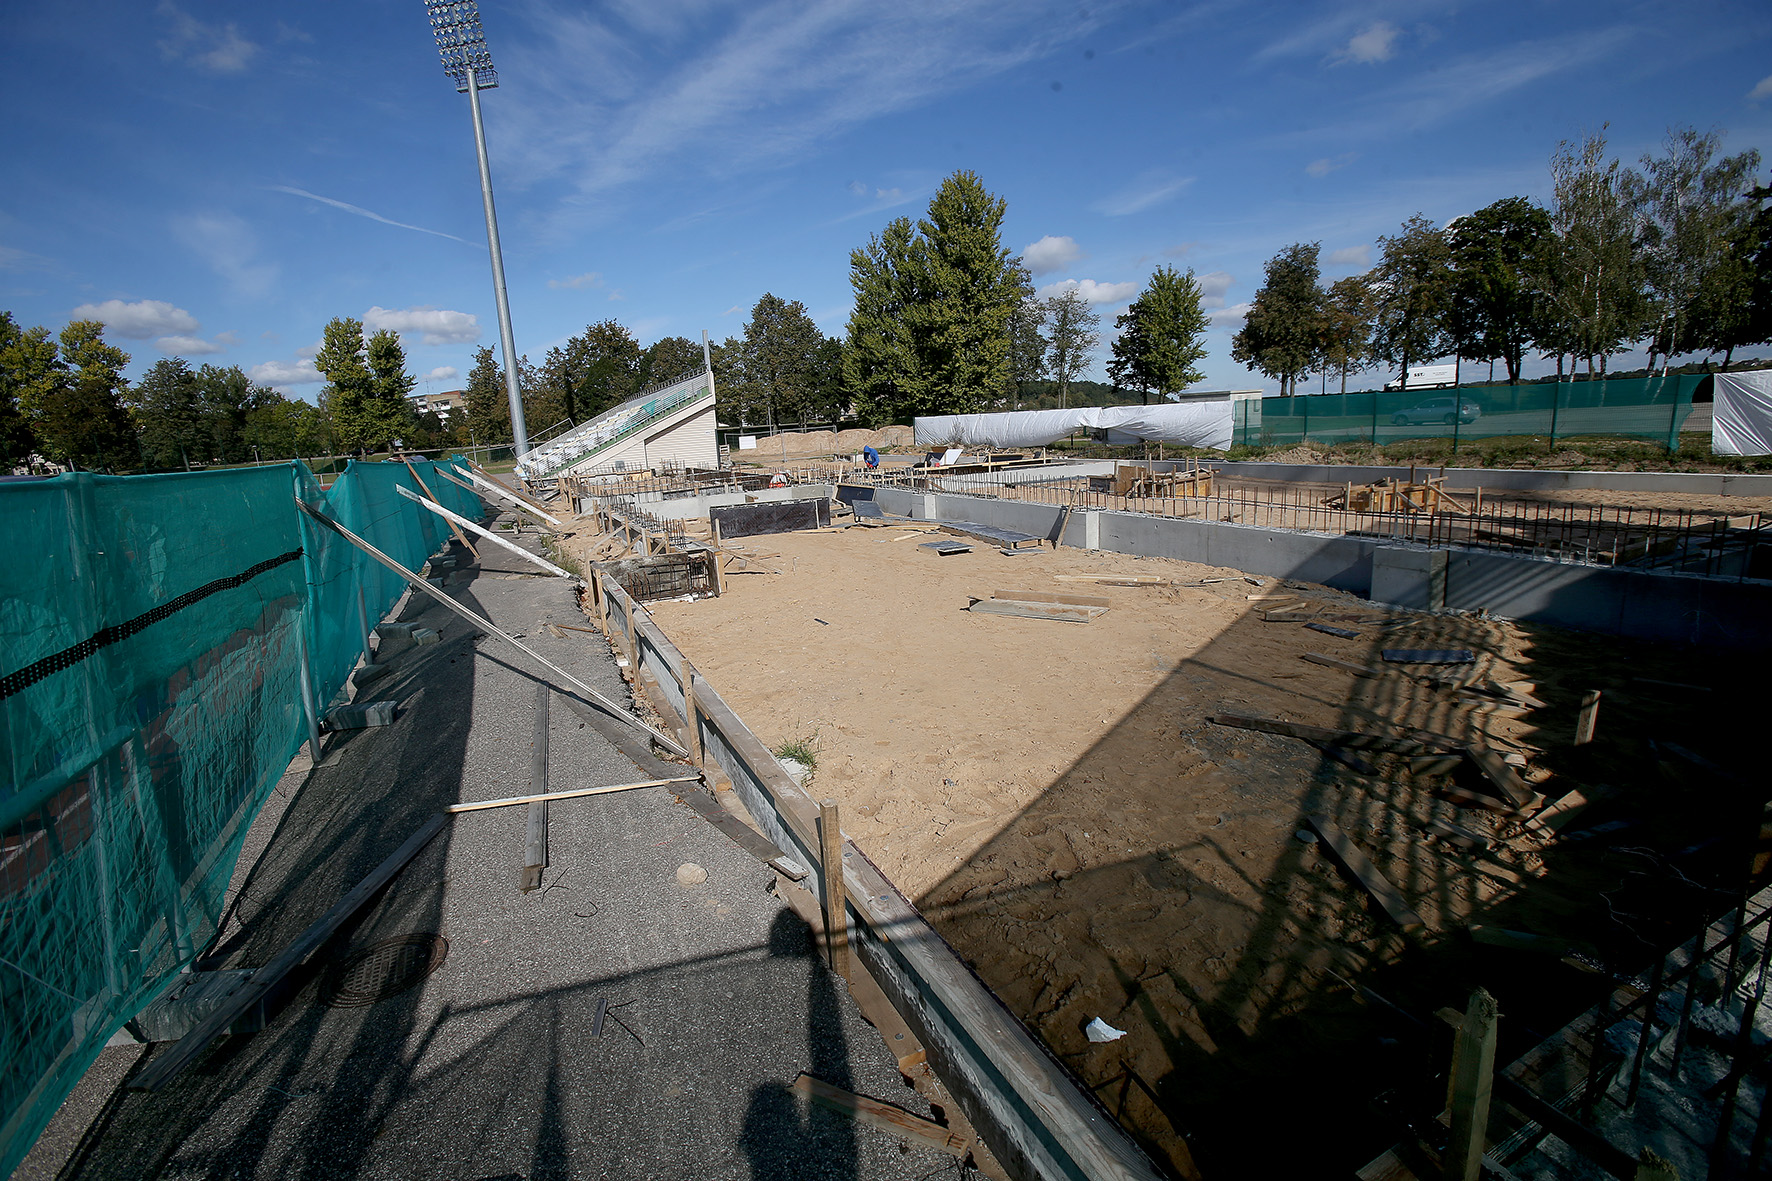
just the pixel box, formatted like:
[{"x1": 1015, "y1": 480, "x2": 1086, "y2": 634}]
[{"x1": 740, "y1": 426, "x2": 914, "y2": 460}]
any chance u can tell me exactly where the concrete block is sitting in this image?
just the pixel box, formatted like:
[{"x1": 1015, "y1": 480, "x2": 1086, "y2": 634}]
[
  {"x1": 325, "y1": 700, "x2": 396, "y2": 730},
  {"x1": 374, "y1": 621, "x2": 419, "y2": 659},
  {"x1": 350, "y1": 662, "x2": 393, "y2": 689},
  {"x1": 412, "y1": 627, "x2": 441, "y2": 646},
  {"x1": 1371, "y1": 547, "x2": 1447, "y2": 611}
]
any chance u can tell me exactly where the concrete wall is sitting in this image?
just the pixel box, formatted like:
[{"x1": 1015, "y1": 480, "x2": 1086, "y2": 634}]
[
  {"x1": 868, "y1": 487, "x2": 1772, "y2": 652},
  {"x1": 1205, "y1": 459, "x2": 1772, "y2": 497}
]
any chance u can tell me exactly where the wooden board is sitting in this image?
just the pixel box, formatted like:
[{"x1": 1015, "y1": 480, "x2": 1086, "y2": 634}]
[
  {"x1": 794, "y1": 1074, "x2": 971, "y2": 1157},
  {"x1": 1383, "y1": 648, "x2": 1476, "y2": 665},
  {"x1": 1056, "y1": 573, "x2": 1165, "y2": 585},
  {"x1": 969, "y1": 599, "x2": 1106, "y2": 624},
  {"x1": 1306, "y1": 814, "x2": 1426, "y2": 932},
  {"x1": 444, "y1": 776, "x2": 700, "y2": 813},
  {"x1": 993, "y1": 589, "x2": 1110, "y2": 609},
  {"x1": 1464, "y1": 744, "x2": 1534, "y2": 808},
  {"x1": 1306, "y1": 622, "x2": 1360, "y2": 639}
]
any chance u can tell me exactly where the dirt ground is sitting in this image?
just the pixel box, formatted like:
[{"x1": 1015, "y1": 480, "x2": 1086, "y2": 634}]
[{"x1": 561, "y1": 514, "x2": 1758, "y2": 1178}]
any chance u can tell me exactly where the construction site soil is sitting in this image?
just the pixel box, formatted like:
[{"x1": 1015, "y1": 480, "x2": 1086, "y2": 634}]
[{"x1": 564, "y1": 517, "x2": 1759, "y2": 1178}]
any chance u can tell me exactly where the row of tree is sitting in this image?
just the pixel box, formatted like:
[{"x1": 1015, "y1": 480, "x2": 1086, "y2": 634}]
[{"x1": 1232, "y1": 127, "x2": 1772, "y2": 394}]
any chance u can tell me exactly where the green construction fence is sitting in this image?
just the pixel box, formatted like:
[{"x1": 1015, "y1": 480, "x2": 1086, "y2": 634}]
[
  {"x1": 0, "y1": 457, "x2": 486, "y2": 1175},
  {"x1": 1233, "y1": 374, "x2": 1708, "y2": 452}
]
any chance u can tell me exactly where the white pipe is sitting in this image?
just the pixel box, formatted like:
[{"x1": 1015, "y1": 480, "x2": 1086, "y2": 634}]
[
  {"x1": 395, "y1": 484, "x2": 578, "y2": 582},
  {"x1": 459, "y1": 467, "x2": 562, "y2": 525}
]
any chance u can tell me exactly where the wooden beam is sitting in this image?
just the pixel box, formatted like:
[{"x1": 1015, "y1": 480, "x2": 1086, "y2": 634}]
[
  {"x1": 969, "y1": 599, "x2": 1105, "y2": 623},
  {"x1": 400, "y1": 460, "x2": 477, "y2": 559},
  {"x1": 1575, "y1": 690, "x2": 1601, "y2": 746},
  {"x1": 793, "y1": 1074, "x2": 971, "y2": 1157},
  {"x1": 1443, "y1": 989, "x2": 1498, "y2": 1181},
  {"x1": 522, "y1": 683, "x2": 550, "y2": 893},
  {"x1": 132, "y1": 812, "x2": 447, "y2": 1091},
  {"x1": 1306, "y1": 814, "x2": 1426, "y2": 932},
  {"x1": 1464, "y1": 745, "x2": 1534, "y2": 808},
  {"x1": 466, "y1": 458, "x2": 558, "y2": 516},
  {"x1": 395, "y1": 485, "x2": 574, "y2": 581},
  {"x1": 819, "y1": 798, "x2": 851, "y2": 981},
  {"x1": 444, "y1": 777, "x2": 701, "y2": 813}
]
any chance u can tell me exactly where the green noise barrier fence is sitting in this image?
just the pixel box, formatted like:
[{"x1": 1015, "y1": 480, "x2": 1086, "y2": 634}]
[
  {"x1": 0, "y1": 458, "x2": 485, "y2": 1175},
  {"x1": 1234, "y1": 374, "x2": 1707, "y2": 452}
]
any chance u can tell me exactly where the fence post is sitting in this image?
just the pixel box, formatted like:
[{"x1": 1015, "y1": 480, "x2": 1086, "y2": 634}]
[{"x1": 1444, "y1": 988, "x2": 1499, "y2": 1181}]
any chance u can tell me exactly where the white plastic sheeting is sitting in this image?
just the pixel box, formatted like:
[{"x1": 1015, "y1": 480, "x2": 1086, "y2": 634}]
[
  {"x1": 1714, "y1": 372, "x2": 1772, "y2": 456},
  {"x1": 915, "y1": 398, "x2": 1233, "y2": 450}
]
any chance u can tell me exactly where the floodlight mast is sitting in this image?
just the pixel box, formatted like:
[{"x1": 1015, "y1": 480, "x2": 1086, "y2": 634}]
[{"x1": 427, "y1": 0, "x2": 529, "y2": 457}]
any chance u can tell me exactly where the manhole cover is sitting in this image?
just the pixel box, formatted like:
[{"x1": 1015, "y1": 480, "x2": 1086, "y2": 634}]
[{"x1": 319, "y1": 934, "x2": 448, "y2": 1008}]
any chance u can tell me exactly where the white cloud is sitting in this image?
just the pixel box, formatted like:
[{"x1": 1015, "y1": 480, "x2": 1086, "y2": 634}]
[
  {"x1": 1162, "y1": 242, "x2": 1199, "y2": 259},
  {"x1": 425, "y1": 366, "x2": 460, "y2": 382},
  {"x1": 0, "y1": 243, "x2": 57, "y2": 272},
  {"x1": 362, "y1": 306, "x2": 481, "y2": 346},
  {"x1": 173, "y1": 213, "x2": 277, "y2": 297},
  {"x1": 70, "y1": 298, "x2": 199, "y2": 339},
  {"x1": 1037, "y1": 278, "x2": 1139, "y2": 304},
  {"x1": 874, "y1": 186, "x2": 905, "y2": 201},
  {"x1": 721, "y1": 304, "x2": 742, "y2": 316},
  {"x1": 1326, "y1": 244, "x2": 1372, "y2": 267},
  {"x1": 157, "y1": 1, "x2": 258, "y2": 73},
  {"x1": 249, "y1": 358, "x2": 323, "y2": 388},
  {"x1": 1210, "y1": 301, "x2": 1251, "y2": 327},
  {"x1": 1751, "y1": 74, "x2": 1772, "y2": 101},
  {"x1": 1022, "y1": 235, "x2": 1083, "y2": 275},
  {"x1": 499, "y1": 2, "x2": 1121, "y2": 224},
  {"x1": 1331, "y1": 21, "x2": 1400, "y2": 65},
  {"x1": 155, "y1": 335, "x2": 226, "y2": 356},
  {"x1": 1196, "y1": 271, "x2": 1234, "y2": 309},
  {"x1": 1306, "y1": 153, "x2": 1356, "y2": 177},
  {"x1": 548, "y1": 272, "x2": 604, "y2": 289},
  {"x1": 846, "y1": 180, "x2": 868, "y2": 196},
  {"x1": 1093, "y1": 173, "x2": 1193, "y2": 217},
  {"x1": 269, "y1": 187, "x2": 472, "y2": 246}
]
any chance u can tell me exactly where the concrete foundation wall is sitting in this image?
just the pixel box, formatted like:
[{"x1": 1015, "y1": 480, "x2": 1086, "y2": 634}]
[
  {"x1": 1206, "y1": 460, "x2": 1772, "y2": 497},
  {"x1": 886, "y1": 488, "x2": 1772, "y2": 652},
  {"x1": 585, "y1": 483, "x2": 837, "y2": 520}
]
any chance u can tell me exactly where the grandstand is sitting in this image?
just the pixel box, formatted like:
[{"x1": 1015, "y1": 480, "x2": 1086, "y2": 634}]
[{"x1": 515, "y1": 368, "x2": 718, "y2": 482}]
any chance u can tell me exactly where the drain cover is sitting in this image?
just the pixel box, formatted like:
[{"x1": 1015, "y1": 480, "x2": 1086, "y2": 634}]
[{"x1": 319, "y1": 934, "x2": 448, "y2": 1008}]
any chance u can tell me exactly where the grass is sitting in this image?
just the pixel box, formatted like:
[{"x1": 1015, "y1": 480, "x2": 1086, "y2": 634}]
[
  {"x1": 772, "y1": 737, "x2": 819, "y2": 769},
  {"x1": 1224, "y1": 432, "x2": 1772, "y2": 473}
]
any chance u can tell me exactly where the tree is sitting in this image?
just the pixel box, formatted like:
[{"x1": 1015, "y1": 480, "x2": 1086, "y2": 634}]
[
  {"x1": 535, "y1": 320, "x2": 643, "y2": 429},
  {"x1": 1109, "y1": 266, "x2": 1211, "y2": 403},
  {"x1": 315, "y1": 318, "x2": 374, "y2": 453},
  {"x1": 842, "y1": 171, "x2": 1021, "y2": 423},
  {"x1": 0, "y1": 311, "x2": 48, "y2": 468},
  {"x1": 1630, "y1": 127, "x2": 1762, "y2": 370},
  {"x1": 197, "y1": 364, "x2": 271, "y2": 464},
  {"x1": 1042, "y1": 289, "x2": 1099, "y2": 408},
  {"x1": 1370, "y1": 215, "x2": 1452, "y2": 389},
  {"x1": 1320, "y1": 275, "x2": 1374, "y2": 394},
  {"x1": 637, "y1": 335, "x2": 706, "y2": 391},
  {"x1": 130, "y1": 357, "x2": 207, "y2": 470},
  {"x1": 843, "y1": 216, "x2": 925, "y2": 425},
  {"x1": 365, "y1": 329, "x2": 417, "y2": 447},
  {"x1": 1231, "y1": 242, "x2": 1325, "y2": 396},
  {"x1": 1004, "y1": 264, "x2": 1045, "y2": 410},
  {"x1": 243, "y1": 392, "x2": 329, "y2": 460},
  {"x1": 738, "y1": 294, "x2": 828, "y2": 428},
  {"x1": 1543, "y1": 130, "x2": 1648, "y2": 378},
  {"x1": 1446, "y1": 198, "x2": 1556, "y2": 383},
  {"x1": 461, "y1": 345, "x2": 511, "y2": 445},
  {"x1": 34, "y1": 320, "x2": 138, "y2": 470}
]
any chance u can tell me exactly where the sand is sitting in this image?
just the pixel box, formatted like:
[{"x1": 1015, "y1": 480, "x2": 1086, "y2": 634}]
[{"x1": 564, "y1": 516, "x2": 1752, "y2": 1177}]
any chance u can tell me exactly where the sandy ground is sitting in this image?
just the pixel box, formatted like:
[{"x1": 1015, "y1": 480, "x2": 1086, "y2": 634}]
[{"x1": 561, "y1": 514, "x2": 1757, "y2": 1178}]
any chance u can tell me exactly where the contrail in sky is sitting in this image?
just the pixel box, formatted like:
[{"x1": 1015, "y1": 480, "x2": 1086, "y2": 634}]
[{"x1": 268, "y1": 185, "x2": 475, "y2": 246}]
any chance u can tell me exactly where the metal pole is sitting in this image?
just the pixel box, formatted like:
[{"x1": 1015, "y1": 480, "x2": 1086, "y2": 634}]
[{"x1": 464, "y1": 64, "x2": 528, "y2": 457}]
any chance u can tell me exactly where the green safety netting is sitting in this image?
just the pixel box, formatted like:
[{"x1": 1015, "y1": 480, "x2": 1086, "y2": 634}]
[
  {"x1": 1234, "y1": 374, "x2": 1708, "y2": 451},
  {"x1": 0, "y1": 457, "x2": 486, "y2": 1175}
]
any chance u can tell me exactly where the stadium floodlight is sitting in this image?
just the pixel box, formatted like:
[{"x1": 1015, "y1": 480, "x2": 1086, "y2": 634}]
[{"x1": 426, "y1": 0, "x2": 529, "y2": 457}]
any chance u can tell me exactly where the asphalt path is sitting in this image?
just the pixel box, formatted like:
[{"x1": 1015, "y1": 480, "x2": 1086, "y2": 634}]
[{"x1": 20, "y1": 520, "x2": 953, "y2": 1181}]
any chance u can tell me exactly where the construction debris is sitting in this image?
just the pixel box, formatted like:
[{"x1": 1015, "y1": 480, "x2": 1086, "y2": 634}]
[
  {"x1": 325, "y1": 701, "x2": 396, "y2": 730},
  {"x1": 1323, "y1": 472, "x2": 1470, "y2": 515}
]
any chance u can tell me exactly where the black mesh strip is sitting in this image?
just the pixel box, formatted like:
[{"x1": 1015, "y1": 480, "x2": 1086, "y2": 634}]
[{"x1": 0, "y1": 549, "x2": 304, "y2": 701}]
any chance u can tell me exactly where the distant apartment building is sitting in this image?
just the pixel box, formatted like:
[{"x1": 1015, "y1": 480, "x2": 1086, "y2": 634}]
[{"x1": 411, "y1": 389, "x2": 465, "y2": 420}]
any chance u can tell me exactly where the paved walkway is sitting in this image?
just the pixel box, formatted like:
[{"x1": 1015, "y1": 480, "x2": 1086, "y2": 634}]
[{"x1": 19, "y1": 523, "x2": 957, "y2": 1181}]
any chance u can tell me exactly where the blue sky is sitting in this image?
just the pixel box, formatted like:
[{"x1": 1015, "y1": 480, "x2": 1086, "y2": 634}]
[{"x1": 4, "y1": 0, "x2": 1770, "y2": 403}]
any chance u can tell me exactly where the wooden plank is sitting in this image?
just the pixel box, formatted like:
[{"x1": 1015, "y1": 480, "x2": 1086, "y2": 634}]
[
  {"x1": 819, "y1": 798, "x2": 851, "y2": 981},
  {"x1": 1383, "y1": 648, "x2": 1476, "y2": 665},
  {"x1": 1302, "y1": 652, "x2": 1385, "y2": 678},
  {"x1": 1464, "y1": 745, "x2": 1534, "y2": 808},
  {"x1": 968, "y1": 599, "x2": 1105, "y2": 624},
  {"x1": 1054, "y1": 573, "x2": 1164, "y2": 585},
  {"x1": 1211, "y1": 712, "x2": 1458, "y2": 755},
  {"x1": 992, "y1": 588, "x2": 1110, "y2": 609},
  {"x1": 1574, "y1": 690, "x2": 1601, "y2": 746},
  {"x1": 400, "y1": 461, "x2": 478, "y2": 559},
  {"x1": 1444, "y1": 989, "x2": 1499, "y2": 1181},
  {"x1": 1525, "y1": 787, "x2": 1604, "y2": 837},
  {"x1": 132, "y1": 812, "x2": 448, "y2": 1091},
  {"x1": 1306, "y1": 622, "x2": 1361, "y2": 639},
  {"x1": 1263, "y1": 611, "x2": 1321, "y2": 622},
  {"x1": 444, "y1": 777, "x2": 701, "y2": 813},
  {"x1": 1305, "y1": 814, "x2": 1426, "y2": 932},
  {"x1": 1423, "y1": 817, "x2": 1495, "y2": 851},
  {"x1": 794, "y1": 1073, "x2": 971, "y2": 1158},
  {"x1": 522, "y1": 682, "x2": 550, "y2": 892}
]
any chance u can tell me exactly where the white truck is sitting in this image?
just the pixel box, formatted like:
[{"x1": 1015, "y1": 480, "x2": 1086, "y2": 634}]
[{"x1": 1383, "y1": 363, "x2": 1458, "y2": 391}]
